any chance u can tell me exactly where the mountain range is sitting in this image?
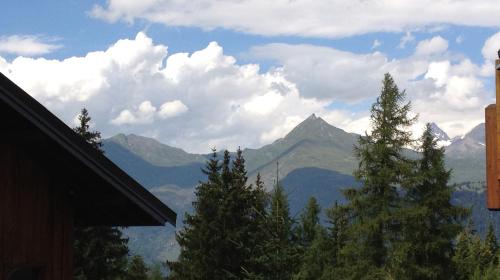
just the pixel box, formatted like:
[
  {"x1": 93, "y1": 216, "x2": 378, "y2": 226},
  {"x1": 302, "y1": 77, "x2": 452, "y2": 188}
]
[{"x1": 101, "y1": 114, "x2": 494, "y2": 263}]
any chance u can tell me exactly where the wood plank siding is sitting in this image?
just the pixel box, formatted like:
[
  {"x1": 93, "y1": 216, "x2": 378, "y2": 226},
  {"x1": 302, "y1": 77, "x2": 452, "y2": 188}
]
[{"x1": 0, "y1": 141, "x2": 74, "y2": 280}]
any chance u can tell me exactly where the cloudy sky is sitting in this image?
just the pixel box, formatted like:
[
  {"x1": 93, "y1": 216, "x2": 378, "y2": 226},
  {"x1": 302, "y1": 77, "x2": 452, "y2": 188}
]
[{"x1": 2, "y1": 0, "x2": 500, "y2": 153}]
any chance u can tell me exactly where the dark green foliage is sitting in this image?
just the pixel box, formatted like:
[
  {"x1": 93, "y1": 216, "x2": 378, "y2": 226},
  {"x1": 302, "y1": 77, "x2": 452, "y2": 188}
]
[
  {"x1": 147, "y1": 264, "x2": 164, "y2": 280},
  {"x1": 125, "y1": 255, "x2": 148, "y2": 280},
  {"x1": 453, "y1": 221, "x2": 475, "y2": 280},
  {"x1": 74, "y1": 226, "x2": 129, "y2": 280},
  {"x1": 485, "y1": 222, "x2": 498, "y2": 266},
  {"x1": 253, "y1": 180, "x2": 298, "y2": 280},
  {"x1": 169, "y1": 149, "x2": 268, "y2": 279},
  {"x1": 452, "y1": 221, "x2": 500, "y2": 279},
  {"x1": 73, "y1": 108, "x2": 129, "y2": 280},
  {"x1": 322, "y1": 201, "x2": 349, "y2": 277},
  {"x1": 393, "y1": 123, "x2": 468, "y2": 279},
  {"x1": 338, "y1": 73, "x2": 416, "y2": 279},
  {"x1": 73, "y1": 108, "x2": 103, "y2": 151},
  {"x1": 296, "y1": 197, "x2": 321, "y2": 247},
  {"x1": 293, "y1": 226, "x2": 331, "y2": 280}
]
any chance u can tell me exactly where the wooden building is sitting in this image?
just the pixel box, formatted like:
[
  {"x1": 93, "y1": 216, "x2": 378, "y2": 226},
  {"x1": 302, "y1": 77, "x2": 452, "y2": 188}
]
[
  {"x1": 0, "y1": 73, "x2": 176, "y2": 279},
  {"x1": 486, "y1": 57, "x2": 500, "y2": 210}
]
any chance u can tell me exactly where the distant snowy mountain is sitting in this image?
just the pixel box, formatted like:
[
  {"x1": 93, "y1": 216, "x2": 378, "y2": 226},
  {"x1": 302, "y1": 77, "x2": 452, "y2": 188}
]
[
  {"x1": 445, "y1": 123, "x2": 485, "y2": 183},
  {"x1": 429, "y1": 122, "x2": 452, "y2": 147}
]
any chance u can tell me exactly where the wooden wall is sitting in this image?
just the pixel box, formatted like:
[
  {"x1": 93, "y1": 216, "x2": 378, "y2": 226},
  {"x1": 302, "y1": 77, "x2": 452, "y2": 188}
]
[{"x1": 0, "y1": 142, "x2": 74, "y2": 280}]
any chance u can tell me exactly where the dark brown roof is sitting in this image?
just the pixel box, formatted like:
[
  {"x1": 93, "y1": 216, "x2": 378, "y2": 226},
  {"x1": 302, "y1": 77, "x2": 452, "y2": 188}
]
[{"x1": 0, "y1": 72, "x2": 176, "y2": 226}]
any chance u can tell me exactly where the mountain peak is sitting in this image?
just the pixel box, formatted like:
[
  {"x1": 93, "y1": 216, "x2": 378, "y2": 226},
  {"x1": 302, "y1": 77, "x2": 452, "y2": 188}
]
[
  {"x1": 104, "y1": 133, "x2": 205, "y2": 167},
  {"x1": 429, "y1": 122, "x2": 450, "y2": 141},
  {"x1": 463, "y1": 123, "x2": 485, "y2": 144},
  {"x1": 293, "y1": 114, "x2": 329, "y2": 130},
  {"x1": 283, "y1": 114, "x2": 354, "y2": 144}
]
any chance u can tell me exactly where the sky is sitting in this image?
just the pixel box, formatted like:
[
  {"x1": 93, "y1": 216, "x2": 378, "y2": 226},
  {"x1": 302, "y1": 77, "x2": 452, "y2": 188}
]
[{"x1": 2, "y1": 0, "x2": 500, "y2": 153}]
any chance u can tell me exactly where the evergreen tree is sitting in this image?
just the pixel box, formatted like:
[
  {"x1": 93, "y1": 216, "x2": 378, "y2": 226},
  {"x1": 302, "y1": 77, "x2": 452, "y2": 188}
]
[
  {"x1": 453, "y1": 221, "x2": 475, "y2": 280},
  {"x1": 293, "y1": 226, "x2": 331, "y2": 280},
  {"x1": 321, "y1": 201, "x2": 349, "y2": 279},
  {"x1": 125, "y1": 255, "x2": 148, "y2": 280},
  {"x1": 393, "y1": 123, "x2": 467, "y2": 279},
  {"x1": 296, "y1": 197, "x2": 321, "y2": 248},
  {"x1": 147, "y1": 264, "x2": 164, "y2": 280},
  {"x1": 293, "y1": 197, "x2": 326, "y2": 280},
  {"x1": 169, "y1": 149, "x2": 268, "y2": 279},
  {"x1": 484, "y1": 222, "x2": 498, "y2": 266},
  {"x1": 73, "y1": 108, "x2": 103, "y2": 150},
  {"x1": 169, "y1": 150, "x2": 223, "y2": 279},
  {"x1": 339, "y1": 73, "x2": 416, "y2": 279},
  {"x1": 244, "y1": 173, "x2": 271, "y2": 280},
  {"x1": 73, "y1": 108, "x2": 129, "y2": 280},
  {"x1": 452, "y1": 221, "x2": 500, "y2": 279},
  {"x1": 251, "y1": 167, "x2": 298, "y2": 280}
]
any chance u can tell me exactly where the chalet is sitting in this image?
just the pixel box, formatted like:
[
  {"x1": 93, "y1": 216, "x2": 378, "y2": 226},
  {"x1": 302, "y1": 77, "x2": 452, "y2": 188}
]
[{"x1": 0, "y1": 73, "x2": 176, "y2": 279}]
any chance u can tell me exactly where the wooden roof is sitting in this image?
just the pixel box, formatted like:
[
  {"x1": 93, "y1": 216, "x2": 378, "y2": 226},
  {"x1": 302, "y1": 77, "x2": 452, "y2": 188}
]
[{"x1": 0, "y1": 73, "x2": 176, "y2": 226}]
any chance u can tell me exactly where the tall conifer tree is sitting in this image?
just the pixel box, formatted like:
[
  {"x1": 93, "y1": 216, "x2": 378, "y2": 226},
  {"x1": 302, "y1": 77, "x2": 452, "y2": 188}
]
[
  {"x1": 125, "y1": 255, "x2": 148, "y2": 280},
  {"x1": 339, "y1": 73, "x2": 415, "y2": 279},
  {"x1": 170, "y1": 149, "x2": 268, "y2": 279},
  {"x1": 393, "y1": 123, "x2": 467, "y2": 279},
  {"x1": 265, "y1": 180, "x2": 297, "y2": 279},
  {"x1": 73, "y1": 108, "x2": 129, "y2": 280},
  {"x1": 293, "y1": 226, "x2": 331, "y2": 280},
  {"x1": 320, "y1": 201, "x2": 349, "y2": 278},
  {"x1": 169, "y1": 150, "x2": 223, "y2": 279},
  {"x1": 296, "y1": 197, "x2": 321, "y2": 248}
]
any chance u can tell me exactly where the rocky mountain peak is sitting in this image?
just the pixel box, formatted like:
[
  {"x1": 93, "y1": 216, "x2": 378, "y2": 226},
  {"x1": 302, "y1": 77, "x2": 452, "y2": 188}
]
[
  {"x1": 430, "y1": 122, "x2": 450, "y2": 141},
  {"x1": 285, "y1": 114, "x2": 350, "y2": 142}
]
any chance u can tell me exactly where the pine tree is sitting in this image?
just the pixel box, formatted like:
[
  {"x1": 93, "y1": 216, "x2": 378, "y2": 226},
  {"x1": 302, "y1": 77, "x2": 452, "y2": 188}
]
[
  {"x1": 393, "y1": 123, "x2": 468, "y2": 279},
  {"x1": 293, "y1": 226, "x2": 331, "y2": 280},
  {"x1": 169, "y1": 149, "x2": 223, "y2": 279},
  {"x1": 252, "y1": 165, "x2": 298, "y2": 280},
  {"x1": 73, "y1": 108, "x2": 103, "y2": 151},
  {"x1": 147, "y1": 264, "x2": 164, "y2": 280},
  {"x1": 73, "y1": 108, "x2": 129, "y2": 280},
  {"x1": 484, "y1": 222, "x2": 498, "y2": 266},
  {"x1": 320, "y1": 201, "x2": 349, "y2": 278},
  {"x1": 296, "y1": 197, "x2": 321, "y2": 248},
  {"x1": 293, "y1": 197, "x2": 326, "y2": 280},
  {"x1": 125, "y1": 255, "x2": 148, "y2": 280},
  {"x1": 169, "y1": 149, "x2": 268, "y2": 279},
  {"x1": 338, "y1": 73, "x2": 416, "y2": 279},
  {"x1": 453, "y1": 220, "x2": 477, "y2": 280},
  {"x1": 244, "y1": 173, "x2": 271, "y2": 280}
]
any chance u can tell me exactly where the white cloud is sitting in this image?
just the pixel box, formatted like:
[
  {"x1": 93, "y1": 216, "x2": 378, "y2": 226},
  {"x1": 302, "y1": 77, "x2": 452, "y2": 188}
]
[
  {"x1": 0, "y1": 32, "x2": 324, "y2": 153},
  {"x1": 251, "y1": 44, "x2": 382, "y2": 102},
  {"x1": 424, "y1": 61, "x2": 450, "y2": 87},
  {"x1": 482, "y1": 32, "x2": 500, "y2": 61},
  {"x1": 399, "y1": 32, "x2": 415, "y2": 49},
  {"x1": 243, "y1": 91, "x2": 284, "y2": 115},
  {"x1": 159, "y1": 100, "x2": 188, "y2": 119},
  {"x1": 250, "y1": 42, "x2": 490, "y2": 139},
  {"x1": 0, "y1": 35, "x2": 62, "y2": 56},
  {"x1": 0, "y1": 32, "x2": 492, "y2": 152},
  {"x1": 90, "y1": 0, "x2": 500, "y2": 38},
  {"x1": 371, "y1": 39, "x2": 382, "y2": 50},
  {"x1": 415, "y1": 36, "x2": 448, "y2": 56},
  {"x1": 111, "y1": 100, "x2": 157, "y2": 125},
  {"x1": 480, "y1": 31, "x2": 500, "y2": 76}
]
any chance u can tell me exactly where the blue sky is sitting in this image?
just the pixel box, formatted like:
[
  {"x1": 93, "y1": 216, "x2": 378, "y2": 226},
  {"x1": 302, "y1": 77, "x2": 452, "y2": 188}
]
[
  {"x1": 1, "y1": 0, "x2": 500, "y2": 152},
  {"x1": 2, "y1": 1, "x2": 495, "y2": 63}
]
